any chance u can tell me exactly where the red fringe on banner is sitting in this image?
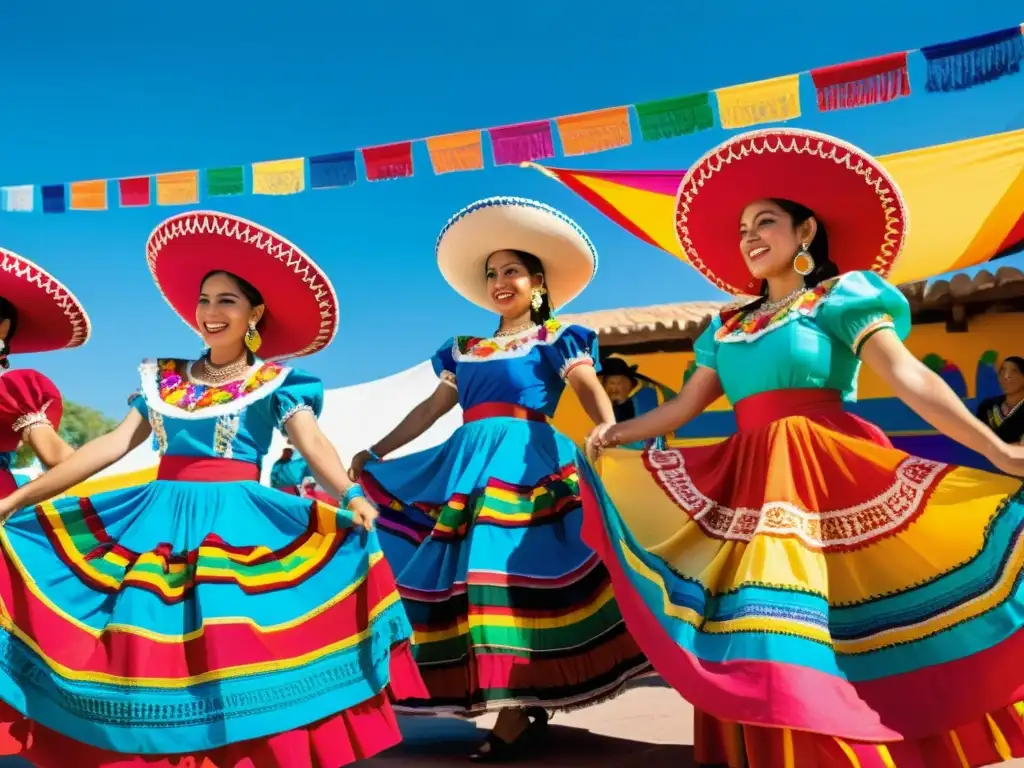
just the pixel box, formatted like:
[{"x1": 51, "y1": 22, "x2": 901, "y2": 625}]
[
  {"x1": 362, "y1": 142, "x2": 413, "y2": 181},
  {"x1": 810, "y1": 52, "x2": 911, "y2": 111}
]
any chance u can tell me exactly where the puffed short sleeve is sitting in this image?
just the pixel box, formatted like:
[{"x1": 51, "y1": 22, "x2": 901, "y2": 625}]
[
  {"x1": 818, "y1": 271, "x2": 911, "y2": 355},
  {"x1": 693, "y1": 316, "x2": 723, "y2": 372},
  {"x1": 431, "y1": 338, "x2": 458, "y2": 390},
  {"x1": 271, "y1": 368, "x2": 325, "y2": 431},
  {"x1": 0, "y1": 369, "x2": 63, "y2": 435},
  {"x1": 541, "y1": 323, "x2": 601, "y2": 380}
]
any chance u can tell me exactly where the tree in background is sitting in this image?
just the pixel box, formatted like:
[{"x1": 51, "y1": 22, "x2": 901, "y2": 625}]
[{"x1": 14, "y1": 401, "x2": 118, "y2": 468}]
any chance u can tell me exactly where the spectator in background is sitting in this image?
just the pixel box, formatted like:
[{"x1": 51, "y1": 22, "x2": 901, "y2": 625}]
[
  {"x1": 599, "y1": 356, "x2": 677, "y2": 449},
  {"x1": 977, "y1": 355, "x2": 1024, "y2": 445}
]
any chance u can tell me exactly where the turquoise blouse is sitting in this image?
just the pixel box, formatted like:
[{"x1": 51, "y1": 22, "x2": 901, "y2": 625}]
[
  {"x1": 129, "y1": 359, "x2": 324, "y2": 467},
  {"x1": 694, "y1": 271, "x2": 911, "y2": 405}
]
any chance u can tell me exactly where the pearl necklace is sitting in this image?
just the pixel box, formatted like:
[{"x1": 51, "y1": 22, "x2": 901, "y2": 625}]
[
  {"x1": 190, "y1": 356, "x2": 250, "y2": 385},
  {"x1": 1002, "y1": 398, "x2": 1023, "y2": 420},
  {"x1": 750, "y1": 286, "x2": 805, "y2": 317},
  {"x1": 494, "y1": 322, "x2": 536, "y2": 338}
]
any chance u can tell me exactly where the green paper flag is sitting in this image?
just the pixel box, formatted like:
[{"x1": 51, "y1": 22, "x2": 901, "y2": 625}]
[
  {"x1": 206, "y1": 166, "x2": 245, "y2": 197},
  {"x1": 634, "y1": 93, "x2": 714, "y2": 141}
]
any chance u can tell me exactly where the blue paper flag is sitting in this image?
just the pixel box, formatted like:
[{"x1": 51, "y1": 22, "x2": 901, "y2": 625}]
[
  {"x1": 42, "y1": 184, "x2": 66, "y2": 214},
  {"x1": 309, "y1": 152, "x2": 357, "y2": 189}
]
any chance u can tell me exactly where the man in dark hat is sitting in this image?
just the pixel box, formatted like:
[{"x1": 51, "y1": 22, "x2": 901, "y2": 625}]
[{"x1": 599, "y1": 356, "x2": 678, "y2": 449}]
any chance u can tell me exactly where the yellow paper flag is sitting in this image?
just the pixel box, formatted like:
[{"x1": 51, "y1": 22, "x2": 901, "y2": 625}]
[
  {"x1": 716, "y1": 74, "x2": 802, "y2": 130},
  {"x1": 252, "y1": 158, "x2": 306, "y2": 195},
  {"x1": 155, "y1": 171, "x2": 199, "y2": 206},
  {"x1": 555, "y1": 107, "x2": 632, "y2": 156},
  {"x1": 426, "y1": 131, "x2": 484, "y2": 174},
  {"x1": 69, "y1": 180, "x2": 108, "y2": 211}
]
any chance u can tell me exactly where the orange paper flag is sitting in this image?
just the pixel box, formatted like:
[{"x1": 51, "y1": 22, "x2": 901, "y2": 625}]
[
  {"x1": 68, "y1": 180, "x2": 108, "y2": 211},
  {"x1": 555, "y1": 107, "x2": 632, "y2": 156},
  {"x1": 426, "y1": 131, "x2": 485, "y2": 174},
  {"x1": 156, "y1": 171, "x2": 199, "y2": 206}
]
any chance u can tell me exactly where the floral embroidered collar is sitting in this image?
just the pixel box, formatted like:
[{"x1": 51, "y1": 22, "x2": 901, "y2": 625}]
[
  {"x1": 455, "y1": 319, "x2": 564, "y2": 360},
  {"x1": 716, "y1": 277, "x2": 839, "y2": 343},
  {"x1": 157, "y1": 358, "x2": 284, "y2": 411}
]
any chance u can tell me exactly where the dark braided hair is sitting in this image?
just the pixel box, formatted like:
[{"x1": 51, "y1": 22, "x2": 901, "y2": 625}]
[
  {"x1": 0, "y1": 297, "x2": 19, "y2": 370},
  {"x1": 743, "y1": 199, "x2": 840, "y2": 312},
  {"x1": 199, "y1": 270, "x2": 266, "y2": 364}
]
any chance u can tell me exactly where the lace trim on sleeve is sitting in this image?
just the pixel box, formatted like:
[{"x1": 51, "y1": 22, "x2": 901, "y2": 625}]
[
  {"x1": 439, "y1": 370, "x2": 458, "y2": 390},
  {"x1": 560, "y1": 355, "x2": 595, "y2": 380},
  {"x1": 12, "y1": 401, "x2": 53, "y2": 435},
  {"x1": 278, "y1": 403, "x2": 314, "y2": 430}
]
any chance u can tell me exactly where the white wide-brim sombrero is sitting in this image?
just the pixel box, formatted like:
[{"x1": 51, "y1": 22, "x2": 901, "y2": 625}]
[
  {"x1": 145, "y1": 211, "x2": 339, "y2": 360},
  {"x1": 0, "y1": 247, "x2": 91, "y2": 354},
  {"x1": 436, "y1": 196, "x2": 597, "y2": 311},
  {"x1": 675, "y1": 128, "x2": 909, "y2": 296}
]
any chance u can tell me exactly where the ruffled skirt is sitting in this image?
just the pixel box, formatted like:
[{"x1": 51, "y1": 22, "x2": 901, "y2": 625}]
[
  {"x1": 0, "y1": 473, "x2": 425, "y2": 767},
  {"x1": 582, "y1": 388, "x2": 1024, "y2": 767},
  {"x1": 362, "y1": 404, "x2": 651, "y2": 715}
]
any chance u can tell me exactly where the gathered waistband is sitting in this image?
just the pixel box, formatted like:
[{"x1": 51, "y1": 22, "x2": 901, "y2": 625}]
[
  {"x1": 733, "y1": 388, "x2": 844, "y2": 431},
  {"x1": 463, "y1": 402, "x2": 549, "y2": 425},
  {"x1": 157, "y1": 456, "x2": 260, "y2": 482}
]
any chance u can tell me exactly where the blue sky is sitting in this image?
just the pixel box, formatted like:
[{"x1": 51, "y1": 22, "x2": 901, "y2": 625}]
[{"x1": 1, "y1": 1, "x2": 1022, "y2": 417}]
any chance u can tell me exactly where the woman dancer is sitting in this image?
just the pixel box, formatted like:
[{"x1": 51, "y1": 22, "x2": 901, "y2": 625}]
[
  {"x1": 585, "y1": 128, "x2": 1024, "y2": 767},
  {"x1": 977, "y1": 356, "x2": 1024, "y2": 445},
  {"x1": 0, "y1": 212, "x2": 422, "y2": 768},
  {"x1": 0, "y1": 246, "x2": 91, "y2": 488},
  {"x1": 349, "y1": 197, "x2": 650, "y2": 761}
]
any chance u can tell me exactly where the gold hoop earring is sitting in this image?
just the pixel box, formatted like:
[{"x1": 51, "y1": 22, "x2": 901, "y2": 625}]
[
  {"x1": 793, "y1": 244, "x2": 815, "y2": 276},
  {"x1": 530, "y1": 287, "x2": 545, "y2": 312},
  {"x1": 244, "y1": 322, "x2": 262, "y2": 353}
]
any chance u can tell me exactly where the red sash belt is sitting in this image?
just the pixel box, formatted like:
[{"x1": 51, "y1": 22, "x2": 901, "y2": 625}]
[
  {"x1": 463, "y1": 402, "x2": 549, "y2": 425},
  {"x1": 157, "y1": 456, "x2": 260, "y2": 482},
  {"x1": 733, "y1": 388, "x2": 844, "y2": 431}
]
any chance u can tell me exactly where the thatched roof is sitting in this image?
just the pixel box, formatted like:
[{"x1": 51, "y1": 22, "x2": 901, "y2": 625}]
[{"x1": 562, "y1": 265, "x2": 1024, "y2": 353}]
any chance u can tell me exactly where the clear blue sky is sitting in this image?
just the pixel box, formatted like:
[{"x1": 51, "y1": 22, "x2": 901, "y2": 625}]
[{"x1": 1, "y1": 1, "x2": 1022, "y2": 417}]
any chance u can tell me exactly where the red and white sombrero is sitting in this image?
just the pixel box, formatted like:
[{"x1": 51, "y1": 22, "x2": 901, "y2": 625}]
[
  {"x1": 0, "y1": 248, "x2": 90, "y2": 354},
  {"x1": 145, "y1": 211, "x2": 339, "y2": 360},
  {"x1": 675, "y1": 128, "x2": 909, "y2": 296}
]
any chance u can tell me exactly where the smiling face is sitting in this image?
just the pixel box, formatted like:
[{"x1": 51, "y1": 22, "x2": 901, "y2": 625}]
[
  {"x1": 999, "y1": 359, "x2": 1024, "y2": 397},
  {"x1": 485, "y1": 250, "x2": 543, "y2": 319},
  {"x1": 739, "y1": 199, "x2": 817, "y2": 281},
  {"x1": 197, "y1": 272, "x2": 264, "y2": 355}
]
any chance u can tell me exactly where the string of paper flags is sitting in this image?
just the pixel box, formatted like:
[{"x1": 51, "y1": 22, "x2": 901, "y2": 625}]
[{"x1": 2, "y1": 23, "x2": 1022, "y2": 214}]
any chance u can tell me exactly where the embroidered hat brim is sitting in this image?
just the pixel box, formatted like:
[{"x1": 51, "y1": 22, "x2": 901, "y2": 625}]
[
  {"x1": 675, "y1": 128, "x2": 908, "y2": 296},
  {"x1": 146, "y1": 211, "x2": 339, "y2": 360},
  {"x1": 436, "y1": 197, "x2": 598, "y2": 312},
  {"x1": 0, "y1": 247, "x2": 90, "y2": 354}
]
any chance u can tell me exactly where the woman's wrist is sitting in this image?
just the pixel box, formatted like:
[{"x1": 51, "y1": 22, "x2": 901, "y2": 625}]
[
  {"x1": 367, "y1": 444, "x2": 385, "y2": 461},
  {"x1": 341, "y1": 483, "x2": 366, "y2": 509}
]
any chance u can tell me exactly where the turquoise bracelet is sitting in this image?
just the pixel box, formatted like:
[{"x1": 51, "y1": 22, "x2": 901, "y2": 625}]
[
  {"x1": 342, "y1": 484, "x2": 365, "y2": 509},
  {"x1": 367, "y1": 448, "x2": 382, "y2": 462}
]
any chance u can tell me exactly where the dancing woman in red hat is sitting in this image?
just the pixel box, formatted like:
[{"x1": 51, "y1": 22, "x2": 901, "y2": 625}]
[
  {"x1": 585, "y1": 129, "x2": 1024, "y2": 767},
  {"x1": 0, "y1": 212, "x2": 423, "y2": 768},
  {"x1": 0, "y1": 247, "x2": 89, "y2": 497}
]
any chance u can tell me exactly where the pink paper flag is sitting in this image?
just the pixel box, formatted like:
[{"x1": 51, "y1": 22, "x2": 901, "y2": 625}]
[{"x1": 489, "y1": 121, "x2": 555, "y2": 166}]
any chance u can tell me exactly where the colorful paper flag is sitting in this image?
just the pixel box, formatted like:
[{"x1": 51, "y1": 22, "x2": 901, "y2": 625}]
[
  {"x1": 118, "y1": 177, "x2": 151, "y2": 207},
  {"x1": 1, "y1": 186, "x2": 34, "y2": 213},
  {"x1": 554, "y1": 107, "x2": 632, "y2": 156},
  {"x1": 310, "y1": 151, "x2": 358, "y2": 188},
  {"x1": 362, "y1": 143, "x2": 413, "y2": 181},
  {"x1": 69, "y1": 180, "x2": 108, "y2": 211},
  {"x1": 715, "y1": 74, "x2": 802, "y2": 130},
  {"x1": 252, "y1": 158, "x2": 305, "y2": 195},
  {"x1": 155, "y1": 171, "x2": 199, "y2": 206},
  {"x1": 425, "y1": 131, "x2": 484, "y2": 174},
  {"x1": 42, "y1": 185, "x2": 66, "y2": 214},
  {"x1": 489, "y1": 121, "x2": 555, "y2": 166},
  {"x1": 206, "y1": 166, "x2": 245, "y2": 197},
  {"x1": 810, "y1": 52, "x2": 911, "y2": 111},
  {"x1": 634, "y1": 93, "x2": 714, "y2": 141},
  {"x1": 921, "y1": 27, "x2": 1024, "y2": 92}
]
